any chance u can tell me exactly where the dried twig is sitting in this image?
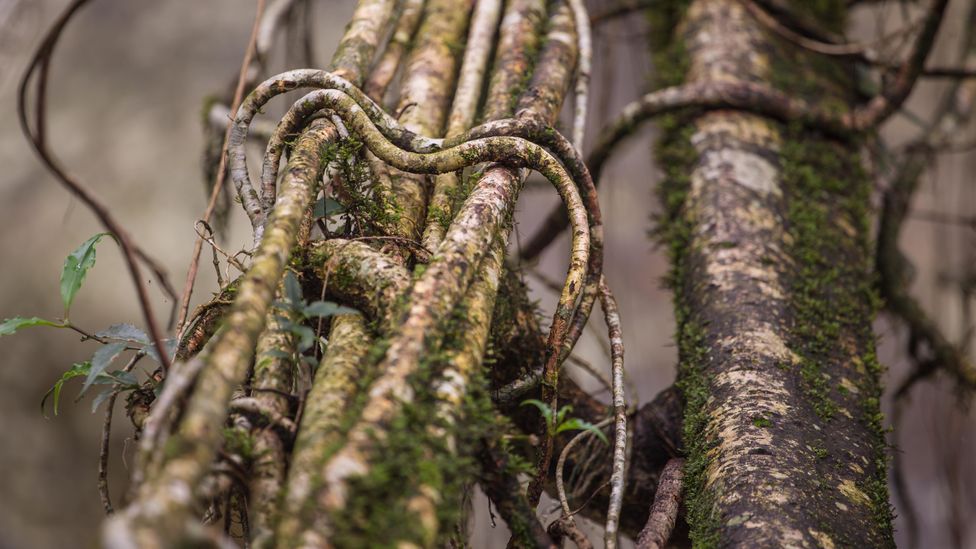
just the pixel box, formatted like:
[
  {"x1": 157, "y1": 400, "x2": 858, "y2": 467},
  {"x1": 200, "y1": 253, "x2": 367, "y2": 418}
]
[
  {"x1": 176, "y1": 0, "x2": 268, "y2": 334},
  {"x1": 99, "y1": 353, "x2": 145, "y2": 515}
]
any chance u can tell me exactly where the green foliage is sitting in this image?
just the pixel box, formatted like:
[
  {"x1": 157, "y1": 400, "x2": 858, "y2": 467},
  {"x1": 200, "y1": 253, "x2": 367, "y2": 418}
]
[
  {"x1": 84, "y1": 342, "x2": 127, "y2": 393},
  {"x1": 41, "y1": 360, "x2": 140, "y2": 417},
  {"x1": 60, "y1": 233, "x2": 110, "y2": 319},
  {"x1": 320, "y1": 136, "x2": 401, "y2": 232},
  {"x1": 0, "y1": 316, "x2": 61, "y2": 336},
  {"x1": 0, "y1": 234, "x2": 172, "y2": 418},
  {"x1": 313, "y1": 196, "x2": 345, "y2": 219},
  {"x1": 520, "y1": 399, "x2": 608, "y2": 444},
  {"x1": 275, "y1": 271, "x2": 358, "y2": 357},
  {"x1": 222, "y1": 427, "x2": 256, "y2": 460}
]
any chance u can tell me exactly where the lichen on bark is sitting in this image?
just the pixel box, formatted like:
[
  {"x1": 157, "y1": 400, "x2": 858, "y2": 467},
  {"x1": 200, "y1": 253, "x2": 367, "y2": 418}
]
[{"x1": 654, "y1": 0, "x2": 894, "y2": 546}]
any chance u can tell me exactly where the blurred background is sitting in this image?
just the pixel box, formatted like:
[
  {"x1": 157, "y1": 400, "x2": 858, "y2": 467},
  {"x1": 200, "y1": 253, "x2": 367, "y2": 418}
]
[{"x1": 0, "y1": 0, "x2": 973, "y2": 547}]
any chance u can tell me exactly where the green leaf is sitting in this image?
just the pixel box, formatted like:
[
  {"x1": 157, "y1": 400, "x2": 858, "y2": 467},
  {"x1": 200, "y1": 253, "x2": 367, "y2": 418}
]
[
  {"x1": 554, "y1": 404, "x2": 573, "y2": 426},
  {"x1": 555, "y1": 418, "x2": 609, "y2": 444},
  {"x1": 313, "y1": 196, "x2": 345, "y2": 218},
  {"x1": 283, "y1": 271, "x2": 303, "y2": 310},
  {"x1": 60, "y1": 233, "x2": 110, "y2": 317},
  {"x1": 303, "y1": 300, "x2": 358, "y2": 318},
  {"x1": 291, "y1": 325, "x2": 316, "y2": 353},
  {"x1": 520, "y1": 399, "x2": 554, "y2": 427},
  {"x1": 96, "y1": 323, "x2": 149, "y2": 345},
  {"x1": 41, "y1": 362, "x2": 90, "y2": 417},
  {"x1": 0, "y1": 316, "x2": 61, "y2": 336},
  {"x1": 83, "y1": 342, "x2": 127, "y2": 393}
]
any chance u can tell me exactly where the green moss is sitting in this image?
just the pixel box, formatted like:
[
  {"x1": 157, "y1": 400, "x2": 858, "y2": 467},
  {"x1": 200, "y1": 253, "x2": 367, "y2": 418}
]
[
  {"x1": 646, "y1": 2, "x2": 724, "y2": 546},
  {"x1": 221, "y1": 427, "x2": 255, "y2": 461},
  {"x1": 329, "y1": 303, "x2": 508, "y2": 547},
  {"x1": 779, "y1": 125, "x2": 893, "y2": 540},
  {"x1": 752, "y1": 415, "x2": 772, "y2": 428},
  {"x1": 428, "y1": 204, "x2": 453, "y2": 232},
  {"x1": 319, "y1": 136, "x2": 402, "y2": 233}
]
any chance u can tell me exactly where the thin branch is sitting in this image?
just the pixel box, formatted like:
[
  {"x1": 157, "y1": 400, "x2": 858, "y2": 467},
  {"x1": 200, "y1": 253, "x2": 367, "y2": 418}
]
[
  {"x1": 229, "y1": 396, "x2": 297, "y2": 440},
  {"x1": 176, "y1": 0, "x2": 268, "y2": 334},
  {"x1": 548, "y1": 516, "x2": 593, "y2": 549},
  {"x1": 851, "y1": 0, "x2": 950, "y2": 129},
  {"x1": 568, "y1": 0, "x2": 591, "y2": 152},
  {"x1": 478, "y1": 440, "x2": 557, "y2": 549},
  {"x1": 556, "y1": 417, "x2": 613, "y2": 517},
  {"x1": 739, "y1": 0, "x2": 921, "y2": 59},
  {"x1": 17, "y1": 0, "x2": 173, "y2": 372},
  {"x1": 99, "y1": 353, "x2": 145, "y2": 515},
  {"x1": 600, "y1": 277, "x2": 628, "y2": 549},
  {"x1": 635, "y1": 458, "x2": 685, "y2": 549}
]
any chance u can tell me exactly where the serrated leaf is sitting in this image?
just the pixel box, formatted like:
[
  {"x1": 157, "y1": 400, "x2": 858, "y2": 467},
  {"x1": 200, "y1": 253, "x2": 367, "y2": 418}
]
[
  {"x1": 313, "y1": 196, "x2": 345, "y2": 218},
  {"x1": 41, "y1": 362, "x2": 90, "y2": 417},
  {"x1": 520, "y1": 399, "x2": 554, "y2": 426},
  {"x1": 303, "y1": 300, "x2": 358, "y2": 318},
  {"x1": 83, "y1": 342, "x2": 127, "y2": 393},
  {"x1": 96, "y1": 323, "x2": 149, "y2": 345},
  {"x1": 0, "y1": 316, "x2": 61, "y2": 336},
  {"x1": 60, "y1": 233, "x2": 110, "y2": 318},
  {"x1": 555, "y1": 418, "x2": 609, "y2": 444}
]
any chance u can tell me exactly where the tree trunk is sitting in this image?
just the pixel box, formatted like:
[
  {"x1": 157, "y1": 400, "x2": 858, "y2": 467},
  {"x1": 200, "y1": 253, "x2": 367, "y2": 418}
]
[
  {"x1": 88, "y1": 0, "x2": 903, "y2": 547},
  {"x1": 659, "y1": 1, "x2": 893, "y2": 546}
]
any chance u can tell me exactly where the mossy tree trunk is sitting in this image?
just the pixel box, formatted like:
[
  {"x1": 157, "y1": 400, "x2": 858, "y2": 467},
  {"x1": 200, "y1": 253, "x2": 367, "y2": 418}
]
[
  {"x1": 82, "y1": 0, "x2": 907, "y2": 546},
  {"x1": 658, "y1": 1, "x2": 893, "y2": 547}
]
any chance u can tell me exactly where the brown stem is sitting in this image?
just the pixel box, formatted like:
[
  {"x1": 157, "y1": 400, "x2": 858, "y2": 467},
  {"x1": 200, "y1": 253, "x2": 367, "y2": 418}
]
[
  {"x1": 635, "y1": 458, "x2": 685, "y2": 549},
  {"x1": 176, "y1": 0, "x2": 268, "y2": 333}
]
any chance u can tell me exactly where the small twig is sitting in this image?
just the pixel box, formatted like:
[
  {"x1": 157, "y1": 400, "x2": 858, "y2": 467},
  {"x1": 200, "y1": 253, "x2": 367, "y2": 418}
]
[
  {"x1": 599, "y1": 277, "x2": 627, "y2": 549},
  {"x1": 194, "y1": 221, "x2": 249, "y2": 273},
  {"x1": 568, "y1": 0, "x2": 591, "y2": 152},
  {"x1": 177, "y1": 0, "x2": 268, "y2": 334},
  {"x1": 850, "y1": 0, "x2": 950, "y2": 130},
  {"x1": 547, "y1": 516, "x2": 593, "y2": 549},
  {"x1": 635, "y1": 458, "x2": 685, "y2": 549},
  {"x1": 556, "y1": 417, "x2": 613, "y2": 517},
  {"x1": 99, "y1": 353, "x2": 144, "y2": 515}
]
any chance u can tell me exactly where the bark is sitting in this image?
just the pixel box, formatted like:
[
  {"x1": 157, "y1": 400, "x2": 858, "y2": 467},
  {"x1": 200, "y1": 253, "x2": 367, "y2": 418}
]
[
  {"x1": 96, "y1": 0, "x2": 905, "y2": 546},
  {"x1": 660, "y1": 1, "x2": 893, "y2": 547}
]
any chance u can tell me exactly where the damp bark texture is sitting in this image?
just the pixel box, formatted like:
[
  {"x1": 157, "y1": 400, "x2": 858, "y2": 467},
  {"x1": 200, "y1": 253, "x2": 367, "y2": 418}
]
[{"x1": 660, "y1": 1, "x2": 893, "y2": 547}]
